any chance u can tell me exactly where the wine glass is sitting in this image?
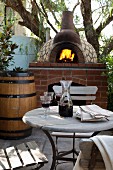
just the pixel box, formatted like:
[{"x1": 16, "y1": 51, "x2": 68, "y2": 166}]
[
  {"x1": 40, "y1": 95, "x2": 51, "y2": 118},
  {"x1": 55, "y1": 92, "x2": 62, "y2": 105},
  {"x1": 44, "y1": 92, "x2": 54, "y2": 102},
  {"x1": 44, "y1": 92, "x2": 54, "y2": 111}
]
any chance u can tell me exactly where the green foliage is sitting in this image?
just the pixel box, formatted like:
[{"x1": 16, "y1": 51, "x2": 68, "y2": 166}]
[
  {"x1": 94, "y1": 0, "x2": 113, "y2": 20},
  {"x1": 0, "y1": 23, "x2": 18, "y2": 71},
  {"x1": 38, "y1": 14, "x2": 46, "y2": 48},
  {"x1": 102, "y1": 56, "x2": 113, "y2": 90},
  {"x1": 101, "y1": 54, "x2": 113, "y2": 111},
  {"x1": 41, "y1": 0, "x2": 67, "y2": 27},
  {"x1": 109, "y1": 7, "x2": 113, "y2": 16},
  {"x1": 42, "y1": 0, "x2": 67, "y2": 12},
  {"x1": 13, "y1": 67, "x2": 24, "y2": 72}
]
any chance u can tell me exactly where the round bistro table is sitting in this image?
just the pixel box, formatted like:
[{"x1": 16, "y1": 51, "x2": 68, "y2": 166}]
[{"x1": 23, "y1": 106, "x2": 113, "y2": 170}]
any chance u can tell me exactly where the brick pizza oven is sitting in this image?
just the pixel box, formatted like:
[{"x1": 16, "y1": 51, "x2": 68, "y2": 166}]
[{"x1": 29, "y1": 11, "x2": 108, "y2": 109}]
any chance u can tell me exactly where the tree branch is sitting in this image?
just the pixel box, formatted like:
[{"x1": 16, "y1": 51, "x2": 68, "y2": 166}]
[
  {"x1": 72, "y1": 0, "x2": 80, "y2": 14},
  {"x1": 40, "y1": 2, "x2": 58, "y2": 33},
  {"x1": 96, "y1": 14, "x2": 113, "y2": 35},
  {"x1": 48, "y1": 8, "x2": 60, "y2": 26},
  {"x1": 101, "y1": 38, "x2": 113, "y2": 57}
]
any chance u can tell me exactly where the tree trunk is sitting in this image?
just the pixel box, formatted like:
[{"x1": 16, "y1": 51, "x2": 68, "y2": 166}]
[{"x1": 80, "y1": 0, "x2": 99, "y2": 57}]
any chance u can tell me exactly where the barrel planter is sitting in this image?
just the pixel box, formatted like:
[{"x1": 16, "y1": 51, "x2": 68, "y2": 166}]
[{"x1": 0, "y1": 71, "x2": 37, "y2": 139}]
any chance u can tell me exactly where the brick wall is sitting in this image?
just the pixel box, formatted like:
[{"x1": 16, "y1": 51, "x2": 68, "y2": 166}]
[{"x1": 29, "y1": 62, "x2": 108, "y2": 109}]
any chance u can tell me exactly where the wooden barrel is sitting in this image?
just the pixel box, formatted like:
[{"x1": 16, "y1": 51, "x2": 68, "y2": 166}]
[{"x1": 0, "y1": 71, "x2": 37, "y2": 139}]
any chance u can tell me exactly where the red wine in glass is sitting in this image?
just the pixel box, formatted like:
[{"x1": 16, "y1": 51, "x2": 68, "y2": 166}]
[
  {"x1": 44, "y1": 92, "x2": 54, "y2": 105},
  {"x1": 55, "y1": 93, "x2": 61, "y2": 105},
  {"x1": 42, "y1": 103, "x2": 50, "y2": 108},
  {"x1": 56, "y1": 95, "x2": 61, "y2": 102},
  {"x1": 40, "y1": 96, "x2": 51, "y2": 118}
]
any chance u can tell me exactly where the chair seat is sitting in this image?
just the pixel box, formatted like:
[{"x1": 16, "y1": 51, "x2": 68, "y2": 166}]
[
  {"x1": 0, "y1": 141, "x2": 48, "y2": 170},
  {"x1": 52, "y1": 132, "x2": 93, "y2": 138}
]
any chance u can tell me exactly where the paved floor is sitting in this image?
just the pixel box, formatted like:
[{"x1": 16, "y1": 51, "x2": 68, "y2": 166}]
[{"x1": 0, "y1": 128, "x2": 80, "y2": 170}]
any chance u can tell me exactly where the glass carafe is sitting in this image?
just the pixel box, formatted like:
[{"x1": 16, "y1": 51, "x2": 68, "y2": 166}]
[{"x1": 59, "y1": 80, "x2": 73, "y2": 117}]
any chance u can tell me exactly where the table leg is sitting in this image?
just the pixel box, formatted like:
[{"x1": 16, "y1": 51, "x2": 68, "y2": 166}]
[
  {"x1": 42, "y1": 130, "x2": 77, "y2": 170},
  {"x1": 42, "y1": 130, "x2": 101, "y2": 170},
  {"x1": 42, "y1": 129, "x2": 57, "y2": 170}
]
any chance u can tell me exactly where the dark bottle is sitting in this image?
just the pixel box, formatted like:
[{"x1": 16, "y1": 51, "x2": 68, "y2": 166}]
[{"x1": 59, "y1": 105, "x2": 73, "y2": 117}]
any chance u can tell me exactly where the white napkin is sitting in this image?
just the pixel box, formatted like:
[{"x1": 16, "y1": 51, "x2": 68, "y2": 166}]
[{"x1": 75, "y1": 104, "x2": 110, "y2": 122}]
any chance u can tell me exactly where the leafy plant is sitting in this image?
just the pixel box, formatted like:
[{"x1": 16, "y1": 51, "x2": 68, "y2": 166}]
[
  {"x1": 13, "y1": 67, "x2": 24, "y2": 72},
  {"x1": 0, "y1": 23, "x2": 18, "y2": 71},
  {"x1": 101, "y1": 54, "x2": 113, "y2": 111}
]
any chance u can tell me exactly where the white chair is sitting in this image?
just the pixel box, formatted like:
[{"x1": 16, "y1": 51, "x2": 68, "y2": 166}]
[
  {"x1": 73, "y1": 138, "x2": 105, "y2": 170},
  {"x1": 0, "y1": 141, "x2": 48, "y2": 170},
  {"x1": 52, "y1": 85, "x2": 98, "y2": 166}
]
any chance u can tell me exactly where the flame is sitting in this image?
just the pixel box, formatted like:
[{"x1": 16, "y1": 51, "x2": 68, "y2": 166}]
[{"x1": 59, "y1": 49, "x2": 75, "y2": 62}]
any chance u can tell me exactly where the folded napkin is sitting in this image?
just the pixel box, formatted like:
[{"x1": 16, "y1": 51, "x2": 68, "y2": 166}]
[{"x1": 75, "y1": 104, "x2": 110, "y2": 122}]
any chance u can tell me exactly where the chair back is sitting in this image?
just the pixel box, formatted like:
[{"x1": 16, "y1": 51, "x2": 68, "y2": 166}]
[{"x1": 53, "y1": 85, "x2": 98, "y2": 103}]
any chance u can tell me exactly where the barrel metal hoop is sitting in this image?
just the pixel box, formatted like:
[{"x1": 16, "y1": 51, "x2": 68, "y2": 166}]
[
  {"x1": 0, "y1": 92, "x2": 36, "y2": 98},
  {"x1": 0, "y1": 128, "x2": 32, "y2": 133},
  {"x1": 0, "y1": 80, "x2": 34, "y2": 84},
  {"x1": 0, "y1": 117, "x2": 22, "y2": 120}
]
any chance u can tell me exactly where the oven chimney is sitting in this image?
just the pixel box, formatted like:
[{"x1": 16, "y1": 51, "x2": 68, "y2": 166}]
[
  {"x1": 61, "y1": 11, "x2": 75, "y2": 30},
  {"x1": 53, "y1": 11, "x2": 81, "y2": 45}
]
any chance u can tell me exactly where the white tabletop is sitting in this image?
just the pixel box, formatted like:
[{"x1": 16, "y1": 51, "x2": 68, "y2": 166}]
[{"x1": 23, "y1": 106, "x2": 113, "y2": 133}]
